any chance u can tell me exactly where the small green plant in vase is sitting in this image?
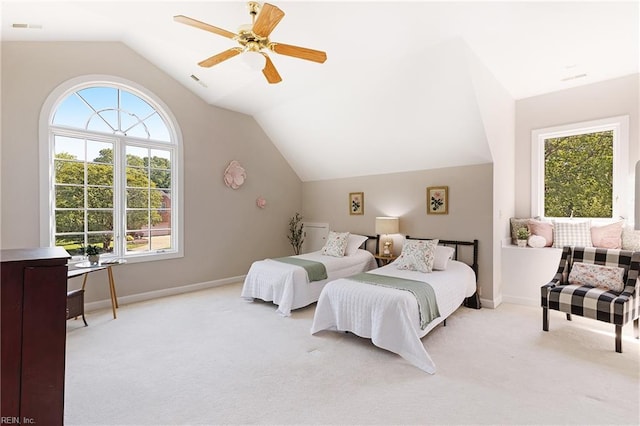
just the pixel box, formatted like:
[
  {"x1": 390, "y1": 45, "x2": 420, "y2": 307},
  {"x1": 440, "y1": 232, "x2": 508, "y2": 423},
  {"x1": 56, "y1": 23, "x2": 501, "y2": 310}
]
[
  {"x1": 516, "y1": 227, "x2": 530, "y2": 247},
  {"x1": 85, "y1": 244, "x2": 101, "y2": 265}
]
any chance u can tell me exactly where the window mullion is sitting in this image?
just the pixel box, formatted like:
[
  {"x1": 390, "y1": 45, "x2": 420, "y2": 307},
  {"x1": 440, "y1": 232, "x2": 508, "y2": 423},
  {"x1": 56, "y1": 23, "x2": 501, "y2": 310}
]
[{"x1": 114, "y1": 137, "x2": 125, "y2": 257}]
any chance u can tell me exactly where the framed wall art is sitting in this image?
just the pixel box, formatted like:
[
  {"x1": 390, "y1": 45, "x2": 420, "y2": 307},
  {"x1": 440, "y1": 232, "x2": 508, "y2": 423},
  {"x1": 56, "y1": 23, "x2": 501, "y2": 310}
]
[
  {"x1": 349, "y1": 192, "x2": 364, "y2": 215},
  {"x1": 427, "y1": 186, "x2": 448, "y2": 215}
]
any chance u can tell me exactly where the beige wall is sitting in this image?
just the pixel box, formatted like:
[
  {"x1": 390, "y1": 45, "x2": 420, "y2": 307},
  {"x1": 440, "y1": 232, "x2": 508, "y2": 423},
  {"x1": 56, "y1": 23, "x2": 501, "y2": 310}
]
[
  {"x1": 1, "y1": 41, "x2": 302, "y2": 302},
  {"x1": 301, "y1": 163, "x2": 494, "y2": 302},
  {"x1": 515, "y1": 74, "x2": 639, "y2": 218}
]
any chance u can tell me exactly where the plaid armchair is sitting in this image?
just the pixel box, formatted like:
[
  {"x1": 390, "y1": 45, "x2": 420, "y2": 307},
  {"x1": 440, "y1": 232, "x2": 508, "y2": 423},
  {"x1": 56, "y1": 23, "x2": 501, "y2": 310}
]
[{"x1": 541, "y1": 246, "x2": 640, "y2": 352}]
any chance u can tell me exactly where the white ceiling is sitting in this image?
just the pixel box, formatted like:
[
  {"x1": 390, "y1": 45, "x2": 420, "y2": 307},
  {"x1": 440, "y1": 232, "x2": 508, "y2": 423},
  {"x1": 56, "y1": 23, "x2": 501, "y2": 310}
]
[{"x1": 2, "y1": 1, "x2": 638, "y2": 181}]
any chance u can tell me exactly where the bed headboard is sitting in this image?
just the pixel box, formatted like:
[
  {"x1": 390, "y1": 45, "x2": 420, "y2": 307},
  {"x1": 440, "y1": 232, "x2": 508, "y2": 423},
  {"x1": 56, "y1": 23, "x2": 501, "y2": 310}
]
[
  {"x1": 361, "y1": 235, "x2": 380, "y2": 255},
  {"x1": 405, "y1": 236, "x2": 481, "y2": 309}
]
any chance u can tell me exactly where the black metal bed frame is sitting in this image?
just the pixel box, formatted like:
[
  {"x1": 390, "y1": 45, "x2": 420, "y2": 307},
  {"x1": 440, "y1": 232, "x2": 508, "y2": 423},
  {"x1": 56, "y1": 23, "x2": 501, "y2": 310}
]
[{"x1": 405, "y1": 236, "x2": 481, "y2": 309}]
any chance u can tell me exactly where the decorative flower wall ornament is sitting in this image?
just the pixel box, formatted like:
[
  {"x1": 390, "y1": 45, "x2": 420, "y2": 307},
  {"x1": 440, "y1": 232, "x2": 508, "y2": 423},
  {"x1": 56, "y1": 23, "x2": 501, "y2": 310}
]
[
  {"x1": 224, "y1": 160, "x2": 246, "y2": 189},
  {"x1": 256, "y1": 196, "x2": 266, "y2": 209}
]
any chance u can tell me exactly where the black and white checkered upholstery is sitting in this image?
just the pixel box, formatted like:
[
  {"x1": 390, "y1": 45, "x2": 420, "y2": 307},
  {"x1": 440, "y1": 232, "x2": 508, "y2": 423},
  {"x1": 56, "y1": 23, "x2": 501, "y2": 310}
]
[{"x1": 541, "y1": 246, "x2": 640, "y2": 352}]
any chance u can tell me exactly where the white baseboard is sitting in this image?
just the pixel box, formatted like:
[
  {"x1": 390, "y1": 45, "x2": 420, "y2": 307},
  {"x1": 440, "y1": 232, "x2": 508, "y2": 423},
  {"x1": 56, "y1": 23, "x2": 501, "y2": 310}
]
[
  {"x1": 501, "y1": 295, "x2": 539, "y2": 307},
  {"x1": 480, "y1": 295, "x2": 501, "y2": 309},
  {"x1": 84, "y1": 275, "x2": 246, "y2": 313}
]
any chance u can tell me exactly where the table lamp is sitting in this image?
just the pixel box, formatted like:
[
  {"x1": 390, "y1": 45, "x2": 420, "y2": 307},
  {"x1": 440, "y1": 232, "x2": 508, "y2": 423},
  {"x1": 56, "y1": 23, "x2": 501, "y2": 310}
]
[{"x1": 375, "y1": 217, "x2": 399, "y2": 257}]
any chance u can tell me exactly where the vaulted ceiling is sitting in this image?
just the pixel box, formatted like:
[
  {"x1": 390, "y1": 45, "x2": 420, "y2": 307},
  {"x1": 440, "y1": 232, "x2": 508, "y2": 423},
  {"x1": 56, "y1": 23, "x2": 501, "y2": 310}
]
[{"x1": 2, "y1": 1, "x2": 638, "y2": 181}]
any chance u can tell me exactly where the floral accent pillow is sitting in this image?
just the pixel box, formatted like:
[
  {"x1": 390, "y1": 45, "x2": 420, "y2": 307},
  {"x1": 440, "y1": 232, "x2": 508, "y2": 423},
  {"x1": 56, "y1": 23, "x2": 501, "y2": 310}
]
[
  {"x1": 568, "y1": 262, "x2": 625, "y2": 293},
  {"x1": 321, "y1": 231, "x2": 350, "y2": 257},
  {"x1": 395, "y1": 239, "x2": 439, "y2": 273}
]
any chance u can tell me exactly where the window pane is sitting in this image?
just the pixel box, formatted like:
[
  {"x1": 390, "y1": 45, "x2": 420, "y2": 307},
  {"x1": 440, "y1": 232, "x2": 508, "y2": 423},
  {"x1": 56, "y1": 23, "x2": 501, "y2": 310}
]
[
  {"x1": 87, "y1": 141, "x2": 113, "y2": 163},
  {"x1": 127, "y1": 146, "x2": 148, "y2": 165},
  {"x1": 87, "y1": 163, "x2": 114, "y2": 186},
  {"x1": 144, "y1": 113, "x2": 171, "y2": 142},
  {"x1": 88, "y1": 233, "x2": 115, "y2": 253},
  {"x1": 55, "y1": 234, "x2": 84, "y2": 256},
  {"x1": 127, "y1": 210, "x2": 149, "y2": 232},
  {"x1": 152, "y1": 209, "x2": 171, "y2": 230},
  {"x1": 54, "y1": 135, "x2": 85, "y2": 160},
  {"x1": 150, "y1": 170, "x2": 171, "y2": 189},
  {"x1": 544, "y1": 131, "x2": 613, "y2": 218},
  {"x1": 86, "y1": 114, "x2": 116, "y2": 134},
  {"x1": 52, "y1": 95, "x2": 93, "y2": 128},
  {"x1": 77, "y1": 87, "x2": 117, "y2": 112},
  {"x1": 56, "y1": 210, "x2": 84, "y2": 233},
  {"x1": 122, "y1": 113, "x2": 149, "y2": 139},
  {"x1": 127, "y1": 231, "x2": 150, "y2": 252},
  {"x1": 150, "y1": 189, "x2": 165, "y2": 209},
  {"x1": 56, "y1": 185, "x2": 84, "y2": 208},
  {"x1": 121, "y1": 90, "x2": 155, "y2": 118},
  {"x1": 150, "y1": 149, "x2": 171, "y2": 167},
  {"x1": 127, "y1": 188, "x2": 149, "y2": 208},
  {"x1": 127, "y1": 166, "x2": 149, "y2": 187},
  {"x1": 55, "y1": 160, "x2": 84, "y2": 184},
  {"x1": 88, "y1": 187, "x2": 113, "y2": 208},
  {"x1": 87, "y1": 210, "x2": 113, "y2": 232},
  {"x1": 150, "y1": 231, "x2": 172, "y2": 251}
]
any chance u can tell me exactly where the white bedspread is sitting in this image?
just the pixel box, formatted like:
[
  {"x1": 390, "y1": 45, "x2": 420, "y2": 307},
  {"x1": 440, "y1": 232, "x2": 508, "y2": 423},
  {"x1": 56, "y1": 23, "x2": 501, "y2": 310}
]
[
  {"x1": 310, "y1": 260, "x2": 476, "y2": 373},
  {"x1": 241, "y1": 249, "x2": 377, "y2": 316}
]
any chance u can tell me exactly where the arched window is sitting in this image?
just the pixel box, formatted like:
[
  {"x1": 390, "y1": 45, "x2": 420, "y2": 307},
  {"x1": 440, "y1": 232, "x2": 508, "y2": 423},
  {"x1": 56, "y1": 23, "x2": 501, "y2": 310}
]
[{"x1": 40, "y1": 76, "x2": 183, "y2": 262}]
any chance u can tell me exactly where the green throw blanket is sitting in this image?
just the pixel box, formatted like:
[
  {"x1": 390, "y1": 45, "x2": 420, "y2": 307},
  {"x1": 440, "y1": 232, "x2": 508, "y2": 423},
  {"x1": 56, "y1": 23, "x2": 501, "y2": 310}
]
[
  {"x1": 348, "y1": 272, "x2": 440, "y2": 330},
  {"x1": 272, "y1": 257, "x2": 328, "y2": 282}
]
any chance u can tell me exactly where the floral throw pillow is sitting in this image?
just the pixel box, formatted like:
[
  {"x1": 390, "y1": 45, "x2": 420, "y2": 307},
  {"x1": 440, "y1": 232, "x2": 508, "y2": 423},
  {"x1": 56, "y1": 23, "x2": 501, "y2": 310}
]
[
  {"x1": 395, "y1": 239, "x2": 439, "y2": 273},
  {"x1": 321, "y1": 231, "x2": 350, "y2": 257},
  {"x1": 568, "y1": 262, "x2": 625, "y2": 293}
]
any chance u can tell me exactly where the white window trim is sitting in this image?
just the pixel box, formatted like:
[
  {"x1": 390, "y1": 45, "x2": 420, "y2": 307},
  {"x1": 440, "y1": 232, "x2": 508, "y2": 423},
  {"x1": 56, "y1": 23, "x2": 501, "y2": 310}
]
[
  {"x1": 39, "y1": 75, "x2": 184, "y2": 263},
  {"x1": 531, "y1": 115, "x2": 629, "y2": 221}
]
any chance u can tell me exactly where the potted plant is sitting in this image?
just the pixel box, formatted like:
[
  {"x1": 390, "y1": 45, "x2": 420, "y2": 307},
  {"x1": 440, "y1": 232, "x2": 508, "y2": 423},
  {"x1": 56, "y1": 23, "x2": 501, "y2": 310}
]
[
  {"x1": 84, "y1": 244, "x2": 101, "y2": 265},
  {"x1": 287, "y1": 213, "x2": 305, "y2": 255},
  {"x1": 516, "y1": 227, "x2": 530, "y2": 247}
]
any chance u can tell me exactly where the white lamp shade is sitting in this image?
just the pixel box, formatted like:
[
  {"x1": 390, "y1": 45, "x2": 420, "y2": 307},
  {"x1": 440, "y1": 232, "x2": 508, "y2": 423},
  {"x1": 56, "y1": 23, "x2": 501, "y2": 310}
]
[
  {"x1": 242, "y1": 51, "x2": 266, "y2": 70},
  {"x1": 375, "y1": 217, "x2": 399, "y2": 235}
]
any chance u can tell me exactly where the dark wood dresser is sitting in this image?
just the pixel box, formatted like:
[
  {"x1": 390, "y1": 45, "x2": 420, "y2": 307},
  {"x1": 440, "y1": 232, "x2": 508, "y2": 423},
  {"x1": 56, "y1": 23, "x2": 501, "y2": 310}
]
[{"x1": 1, "y1": 247, "x2": 70, "y2": 425}]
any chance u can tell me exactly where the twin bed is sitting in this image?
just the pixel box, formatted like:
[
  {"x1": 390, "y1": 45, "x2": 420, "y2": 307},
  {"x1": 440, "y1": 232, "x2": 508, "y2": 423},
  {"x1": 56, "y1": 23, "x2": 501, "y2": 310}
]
[
  {"x1": 242, "y1": 234, "x2": 479, "y2": 373},
  {"x1": 241, "y1": 234, "x2": 378, "y2": 316}
]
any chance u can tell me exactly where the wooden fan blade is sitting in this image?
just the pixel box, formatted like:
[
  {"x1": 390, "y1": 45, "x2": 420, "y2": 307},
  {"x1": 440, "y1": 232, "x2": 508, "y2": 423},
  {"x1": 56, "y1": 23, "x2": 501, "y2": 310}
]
[
  {"x1": 173, "y1": 15, "x2": 237, "y2": 39},
  {"x1": 261, "y1": 53, "x2": 282, "y2": 84},
  {"x1": 198, "y1": 48, "x2": 243, "y2": 68},
  {"x1": 252, "y1": 3, "x2": 285, "y2": 38},
  {"x1": 271, "y1": 43, "x2": 327, "y2": 63}
]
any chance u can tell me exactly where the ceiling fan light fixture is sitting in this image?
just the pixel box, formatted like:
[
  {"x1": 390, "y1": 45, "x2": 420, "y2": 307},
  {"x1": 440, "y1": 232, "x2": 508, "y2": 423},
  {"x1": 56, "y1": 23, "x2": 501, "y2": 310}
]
[{"x1": 242, "y1": 50, "x2": 266, "y2": 71}]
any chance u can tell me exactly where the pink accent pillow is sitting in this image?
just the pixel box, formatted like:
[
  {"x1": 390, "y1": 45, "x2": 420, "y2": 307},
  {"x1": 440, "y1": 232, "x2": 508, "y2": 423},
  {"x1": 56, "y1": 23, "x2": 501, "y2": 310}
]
[
  {"x1": 528, "y1": 219, "x2": 553, "y2": 247},
  {"x1": 591, "y1": 221, "x2": 623, "y2": 249}
]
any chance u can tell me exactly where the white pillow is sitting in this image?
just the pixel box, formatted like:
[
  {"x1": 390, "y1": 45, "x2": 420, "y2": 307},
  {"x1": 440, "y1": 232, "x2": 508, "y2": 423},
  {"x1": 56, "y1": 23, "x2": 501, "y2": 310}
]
[
  {"x1": 552, "y1": 221, "x2": 592, "y2": 248},
  {"x1": 527, "y1": 235, "x2": 547, "y2": 248},
  {"x1": 433, "y1": 245, "x2": 455, "y2": 271},
  {"x1": 321, "y1": 231, "x2": 350, "y2": 257},
  {"x1": 345, "y1": 234, "x2": 369, "y2": 256},
  {"x1": 622, "y1": 225, "x2": 640, "y2": 251},
  {"x1": 568, "y1": 262, "x2": 625, "y2": 293},
  {"x1": 396, "y1": 239, "x2": 438, "y2": 273}
]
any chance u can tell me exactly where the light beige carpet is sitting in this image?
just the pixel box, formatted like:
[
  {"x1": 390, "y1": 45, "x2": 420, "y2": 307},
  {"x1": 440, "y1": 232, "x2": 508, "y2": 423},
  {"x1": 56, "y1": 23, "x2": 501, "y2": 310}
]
[{"x1": 65, "y1": 282, "x2": 639, "y2": 425}]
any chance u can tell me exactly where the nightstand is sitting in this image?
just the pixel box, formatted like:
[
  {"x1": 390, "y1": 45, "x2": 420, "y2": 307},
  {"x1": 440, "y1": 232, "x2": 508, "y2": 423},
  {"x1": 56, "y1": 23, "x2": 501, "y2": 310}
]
[{"x1": 374, "y1": 254, "x2": 397, "y2": 267}]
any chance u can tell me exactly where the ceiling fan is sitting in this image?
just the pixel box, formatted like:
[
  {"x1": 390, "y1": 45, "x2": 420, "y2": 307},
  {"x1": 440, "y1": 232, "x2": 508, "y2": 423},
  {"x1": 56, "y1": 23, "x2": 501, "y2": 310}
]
[{"x1": 174, "y1": 2, "x2": 327, "y2": 84}]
